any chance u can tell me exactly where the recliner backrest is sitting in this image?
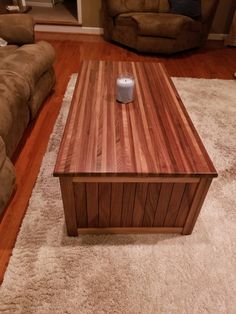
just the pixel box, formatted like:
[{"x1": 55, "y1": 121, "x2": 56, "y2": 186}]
[
  {"x1": 105, "y1": 0, "x2": 170, "y2": 17},
  {"x1": 201, "y1": 0, "x2": 219, "y2": 22}
]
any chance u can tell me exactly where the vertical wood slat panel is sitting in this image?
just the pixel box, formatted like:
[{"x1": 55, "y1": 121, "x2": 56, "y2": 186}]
[
  {"x1": 183, "y1": 178, "x2": 212, "y2": 235},
  {"x1": 99, "y1": 183, "x2": 111, "y2": 227},
  {"x1": 163, "y1": 183, "x2": 186, "y2": 227},
  {"x1": 143, "y1": 183, "x2": 162, "y2": 227},
  {"x1": 175, "y1": 183, "x2": 198, "y2": 227},
  {"x1": 153, "y1": 183, "x2": 174, "y2": 227},
  {"x1": 132, "y1": 183, "x2": 148, "y2": 227},
  {"x1": 74, "y1": 183, "x2": 87, "y2": 228},
  {"x1": 86, "y1": 183, "x2": 98, "y2": 227},
  {"x1": 121, "y1": 183, "x2": 136, "y2": 227},
  {"x1": 110, "y1": 183, "x2": 123, "y2": 227},
  {"x1": 73, "y1": 181, "x2": 204, "y2": 230}
]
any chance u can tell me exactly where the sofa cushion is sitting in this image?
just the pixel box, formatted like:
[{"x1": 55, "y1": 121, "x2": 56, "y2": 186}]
[
  {"x1": 0, "y1": 45, "x2": 18, "y2": 65},
  {"x1": 106, "y1": 0, "x2": 170, "y2": 17},
  {"x1": 170, "y1": 0, "x2": 201, "y2": 19},
  {"x1": 30, "y1": 67, "x2": 55, "y2": 118},
  {"x1": 0, "y1": 70, "x2": 31, "y2": 156},
  {"x1": 116, "y1": 12, "x2": 200, "y2": 38},
  {"x1": 0, "y1": 41, "x2": 55, "y2": 95},
  {"x1": 0, "y1": 14, "x2": 35, "y2": 45},
  {"x1": 0, "y1": 70, "x2": 31, "y2": 107}
]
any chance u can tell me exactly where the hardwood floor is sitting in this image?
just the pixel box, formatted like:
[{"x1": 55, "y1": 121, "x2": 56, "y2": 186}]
[{"x1": 0, "y1": 33, "x2": 235, "y2": 284}]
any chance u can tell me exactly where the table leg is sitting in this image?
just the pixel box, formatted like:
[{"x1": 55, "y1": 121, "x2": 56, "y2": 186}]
[
  {"x1": 59, "y1": 177, "x2": 78, "y2": 236},
  {"x1": 182, "y1": 178, "x2": 212, "y2": 235}
]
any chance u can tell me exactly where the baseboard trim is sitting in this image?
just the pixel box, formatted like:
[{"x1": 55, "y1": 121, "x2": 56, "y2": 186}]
[
  {"x1": 35, "y1": 26, "x2": 227, "y2": 40},
  {"x1": 35, "y1": 24, "x2": 103, "y2": 35},
  {"x1": 208, "y1": 33, "x2": 228, "y2": 40},
  {"x1": 26, "y1": 1, "x2": 53, "y2": 7}
]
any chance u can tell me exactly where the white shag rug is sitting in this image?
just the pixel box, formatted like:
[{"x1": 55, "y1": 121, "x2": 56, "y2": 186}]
[{"x1": 0, "y1": 75, "x2": 235, "y2": 314}]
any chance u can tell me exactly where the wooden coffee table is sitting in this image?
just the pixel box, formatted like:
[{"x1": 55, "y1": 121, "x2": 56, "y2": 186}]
[{"x1": 54, "y1": 61, "x2": 217, "y2": 236}]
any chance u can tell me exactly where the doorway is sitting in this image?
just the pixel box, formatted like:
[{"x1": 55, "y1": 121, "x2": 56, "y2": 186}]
[{"x1": 27, "y1": 0, "x2": 82, "y2": 25}]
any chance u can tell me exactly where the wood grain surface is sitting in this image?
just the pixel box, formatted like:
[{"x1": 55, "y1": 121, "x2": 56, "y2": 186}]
[
  {"x1": 72, "y1": 181, "x2": 200, "y2": 230},
  {"x1": 54, "y1": 61, "x2": 217, "y2": 178},
  {"x1": 59, "y1": 178, "x2": 78, "y2": 236}
]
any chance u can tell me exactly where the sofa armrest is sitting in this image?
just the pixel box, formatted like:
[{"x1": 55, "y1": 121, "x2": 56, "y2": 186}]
[
  {"x1": 0, "y1": 14, "x2": 35, "y2": 45},
  {"x1": 0, "y1": 137, "x2": 16, "y2": 215},
  {"x1": 0, "y1": 41, "x2": 55, "y2": 93}
]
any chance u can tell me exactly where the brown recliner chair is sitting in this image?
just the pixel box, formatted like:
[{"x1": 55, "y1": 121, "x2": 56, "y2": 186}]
[{"x1": 102, "y1": 0, "x2": 219, "y2": 54}]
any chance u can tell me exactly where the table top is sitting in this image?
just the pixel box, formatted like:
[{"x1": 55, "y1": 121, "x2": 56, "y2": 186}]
[{"x1": 54, "y1": 60, "x2": 217, "y2": 178}]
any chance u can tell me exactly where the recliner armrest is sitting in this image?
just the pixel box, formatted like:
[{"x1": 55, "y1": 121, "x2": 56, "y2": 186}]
[{"x1": 0, "y1": 14, "x2": 35, "y2": 45}]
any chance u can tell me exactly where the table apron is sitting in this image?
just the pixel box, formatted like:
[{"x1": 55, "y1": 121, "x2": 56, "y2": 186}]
[
  {"x1": 72, "y1": 176, "x2": 200, "y2": 183},
  {"x1": 59, "y1": 177, "x2": 212, "y2": 236}
]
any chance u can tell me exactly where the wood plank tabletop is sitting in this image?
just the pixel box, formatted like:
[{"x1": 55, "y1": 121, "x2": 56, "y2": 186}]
[{"x1": 54, "y1": 60, "x2": 217, "y2": 178}]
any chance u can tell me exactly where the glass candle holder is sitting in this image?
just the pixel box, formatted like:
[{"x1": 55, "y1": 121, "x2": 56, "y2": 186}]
[{"x1": 116, "y1": 74, "x2": 135, "y2": 104}]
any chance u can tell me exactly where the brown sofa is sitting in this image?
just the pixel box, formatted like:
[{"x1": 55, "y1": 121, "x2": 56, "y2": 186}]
[
  {"x1": 0, "y1": 14, "x2": 55, "y2": 215},
  {"x1": 102, "y1": 0, "x2": 219, "y2": 54}
]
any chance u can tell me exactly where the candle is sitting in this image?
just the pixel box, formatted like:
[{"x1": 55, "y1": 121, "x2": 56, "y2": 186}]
[
  {"x1": 21, "y1": 0, "x2": 26, "y2": 7},
  {"x1": 116, "y1": 75, "x2": 135, "y2": 104}
]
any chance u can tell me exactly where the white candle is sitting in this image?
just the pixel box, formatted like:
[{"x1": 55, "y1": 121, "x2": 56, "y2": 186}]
[
  {"x1": 21, "y1": 0, "x2": 26, "y2": 6},
  {"x1": 116, "y1": 76, "x2": 135, "y2": 104}
]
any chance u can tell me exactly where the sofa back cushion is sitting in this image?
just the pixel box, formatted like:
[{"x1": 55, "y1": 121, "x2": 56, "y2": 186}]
[
  {"x1": 0, "y1": 14, "x2": 34, "y2": 45},
  {"x1": 170, "y1": 0, "x2": 201, "y2": 19},
  {"x1": 201, "y1": 0, "x2": 219, "y2": 22},
  {"x1": 105, "y1": 0, "x2": 170, "y2": 17}
]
